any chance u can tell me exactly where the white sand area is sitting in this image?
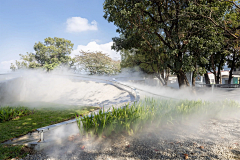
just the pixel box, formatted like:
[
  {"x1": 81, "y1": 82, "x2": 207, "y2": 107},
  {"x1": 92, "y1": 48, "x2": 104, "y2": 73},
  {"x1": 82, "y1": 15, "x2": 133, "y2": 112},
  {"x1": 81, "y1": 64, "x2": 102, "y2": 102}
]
[{"x1": 0, "y1": 75, "x2": 132, "y2": 108}]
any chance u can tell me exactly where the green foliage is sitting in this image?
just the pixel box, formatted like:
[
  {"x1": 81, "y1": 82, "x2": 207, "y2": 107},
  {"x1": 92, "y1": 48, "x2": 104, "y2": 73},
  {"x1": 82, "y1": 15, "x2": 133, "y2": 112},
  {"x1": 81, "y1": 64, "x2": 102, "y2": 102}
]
[
  {"x1": 11, "y1": 37, "x2": 74, "y2": 71},
  {"x1": 0, "y1": 105, "x2": 98, "y2": 143},
  {"x1": 10, "y1": 63, "x2": 17, "y2": 71},
  {"x1": 76, "y1": 98, "x2": 240, "y2": 137},
  {"x1": 103, "y1": 0, "x2": 240, "y2": 87},
  {"x1": 0, "y1": 106, "x2": 32, "y2": 122},
  {"x1": 75, "y1": 50, "x2": 121, "y2": 75},
  {"x1": 76, "y1": 105, "x2": 140, "y2": 137},
  {"x1": 0, "y1": 144, "x2": 29, "y2": 160}
]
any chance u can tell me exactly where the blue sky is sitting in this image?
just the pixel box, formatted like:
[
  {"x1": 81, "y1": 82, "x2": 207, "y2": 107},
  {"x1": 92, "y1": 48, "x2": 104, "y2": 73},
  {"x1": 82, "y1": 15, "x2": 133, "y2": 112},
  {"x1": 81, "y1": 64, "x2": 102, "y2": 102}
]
[{"x1": 0, "y1": 0, "x2": 120, "y2": 73}]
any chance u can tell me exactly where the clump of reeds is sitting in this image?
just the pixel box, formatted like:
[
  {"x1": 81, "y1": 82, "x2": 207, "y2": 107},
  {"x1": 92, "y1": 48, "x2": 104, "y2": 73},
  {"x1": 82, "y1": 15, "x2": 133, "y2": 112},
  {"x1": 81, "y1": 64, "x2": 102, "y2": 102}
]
[{"x1": 76, "y1": 98, "x2": 240, "y2": 137}]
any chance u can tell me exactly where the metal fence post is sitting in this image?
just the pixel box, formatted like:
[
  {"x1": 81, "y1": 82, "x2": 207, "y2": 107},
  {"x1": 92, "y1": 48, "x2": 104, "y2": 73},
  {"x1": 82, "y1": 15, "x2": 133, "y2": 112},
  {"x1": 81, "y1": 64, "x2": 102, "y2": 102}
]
[
  {"x1": 40, "y1": 130, "x2": 44, "y2": 142},
  {"x1": 212, "y1": 84, "x2": 214, "y2": 93}
]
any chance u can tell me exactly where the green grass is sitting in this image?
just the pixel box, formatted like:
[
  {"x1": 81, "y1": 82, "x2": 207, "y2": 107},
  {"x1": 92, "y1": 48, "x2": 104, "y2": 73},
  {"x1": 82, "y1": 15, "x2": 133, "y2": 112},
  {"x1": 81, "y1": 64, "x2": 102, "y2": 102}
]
[
  {"x1": 0, "y1": 105, "x2": 98, "y2": 143},
  {"x1": 0, "y1": 144, "x2": 30, "y2": 160},
  {"x1": 0, "y1": 104, "x2": 99, "y2": 160},
  {"x1": 0, "y1": 106, "x2": 32, "y2": 122}
]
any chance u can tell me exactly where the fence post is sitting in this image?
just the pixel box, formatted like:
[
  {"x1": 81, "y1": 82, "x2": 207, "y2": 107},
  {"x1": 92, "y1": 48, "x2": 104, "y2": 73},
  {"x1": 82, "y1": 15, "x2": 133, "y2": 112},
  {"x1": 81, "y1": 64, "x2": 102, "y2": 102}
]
[
  {"x1": 212, "y1": 84, "x2": 214, "y2": 93},
  {"x1": 40, "y1": 131, "x2": 44, "y2": 142}
]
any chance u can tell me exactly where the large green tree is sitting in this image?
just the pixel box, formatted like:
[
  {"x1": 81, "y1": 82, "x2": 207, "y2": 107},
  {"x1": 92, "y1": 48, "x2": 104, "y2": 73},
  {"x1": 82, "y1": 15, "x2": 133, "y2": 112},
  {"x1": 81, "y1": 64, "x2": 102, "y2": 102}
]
[
  {"x1": 184, "y1": 0, "x2": 240, "y2": 84},
  {"x1": 11, "y1": 37, "x2": 74, "y2": 71},
  {"x1": 224, "y1": 3, "x2": 240, "y2": 84},
  {"x1": 103, "y1": 0, "x2": 232, "y2": 88}
]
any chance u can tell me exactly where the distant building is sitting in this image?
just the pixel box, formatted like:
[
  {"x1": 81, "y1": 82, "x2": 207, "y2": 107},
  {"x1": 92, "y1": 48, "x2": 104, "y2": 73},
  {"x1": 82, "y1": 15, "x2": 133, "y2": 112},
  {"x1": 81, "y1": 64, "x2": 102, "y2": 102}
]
[{"x1": 194, "y1": 70, "x2": 240, "y2": 86}]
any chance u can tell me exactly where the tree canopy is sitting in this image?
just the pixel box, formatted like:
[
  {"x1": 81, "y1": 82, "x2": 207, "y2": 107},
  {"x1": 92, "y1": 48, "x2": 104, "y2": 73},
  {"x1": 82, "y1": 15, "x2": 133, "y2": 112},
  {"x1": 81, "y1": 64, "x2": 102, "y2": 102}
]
[
  {"x1": 103, "y1": 0, "x2": 240, "y2": 87},
  {"x1": 11, "y1": 37, "x2": 74, "y2": 71},
  {"x1": 74, "y1": 50, "x2": 121, "y2": 75}
]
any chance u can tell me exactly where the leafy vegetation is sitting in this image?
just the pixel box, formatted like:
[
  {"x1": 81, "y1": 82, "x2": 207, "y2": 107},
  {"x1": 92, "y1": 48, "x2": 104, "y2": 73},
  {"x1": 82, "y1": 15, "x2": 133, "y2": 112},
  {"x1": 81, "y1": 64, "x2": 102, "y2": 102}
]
[
  {"x1": 10, "y1": 37, "x2": 121, "y2": 75},
  {"x1": 0, "y1": 105, "x2": 98, "y2": 143},
  {"x1": 76, "y1": 105, "x2": 140, "y2": 137},
  {"x1": 76, "y1": 98, "x2": 240, "y2": 137},
  {"x1": 75, "y1": 50, "x2": 121, "y2": 75},
  {"x1": 103, "y1": 0, "x2": 240, "y2": 87},
  {"x1": 0, "y1": 144, "x2": 30, "y2": 160},
  {"x1": 10, "y1": 37, "x2": 75, "y2": 71},
  {"x1": 0, "y1": 106, "x2": 33, "y2": 122},
  {"x1": 0, "y1": 105, "x2": 98, "y2": 159}
]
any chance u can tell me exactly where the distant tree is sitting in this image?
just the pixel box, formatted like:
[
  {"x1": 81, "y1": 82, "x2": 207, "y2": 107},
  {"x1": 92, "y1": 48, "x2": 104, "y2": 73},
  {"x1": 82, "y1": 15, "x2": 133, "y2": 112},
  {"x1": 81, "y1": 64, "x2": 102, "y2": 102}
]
[
  {"x1": 75, "y1": 50, "x2": 121, "y2": 75},
  {"x1": 10, "y1": 37, "x2": 74, "y2": 71},
  {"x1": 10, "y1": 63, "x2": 17, "y2": 71}
]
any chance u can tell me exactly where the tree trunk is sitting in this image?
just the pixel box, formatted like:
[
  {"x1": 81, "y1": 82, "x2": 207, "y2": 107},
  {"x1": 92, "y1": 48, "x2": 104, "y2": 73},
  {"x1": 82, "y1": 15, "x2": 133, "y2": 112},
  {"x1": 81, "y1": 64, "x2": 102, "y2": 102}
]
[
  {"x1": 228, "y1": 69, "x2": 233, "y2": 84},
  {"x1": 216, "y1": 54, "x2": 224, "y2": 84},
  {"x1": 156, "y1": 74, "x2": 165, "y2": 86},
  {"x1": 177, "y1": 70, "x2": 190, "y2": 88},
  {"x1": 161, "y1": 69, "x2": 169, "y2": 86},
  {"x1": 191, "y1": 71, "x2": 197, "y2": 95},
  {"x1": 216, "y1": 70, "x2": 220, "y2": 84},
  {"x1": 220, "y1": 73, "x2": 222, "y2": 84},
  {"x1": 192, "y1": 63, "x2": 197, "y2": 87},
  {"x1": 228, "y1": 52, "x2": 236, "y2": 84},
  {"x1": 192, "y1": 71, "x2": 196, "y2": 87},
  {"x1": 204, "y1": 72, "x2": 210, "y2": 84},
  {"x1": 165, "y1": 70, "x2": 169, "y2": 86},
  {"x1": 210, "y1": 54, "x2": 217, "y2": 84},
  {"x1": 213, "y1": 72, "x2": 217, "y2": 84}
]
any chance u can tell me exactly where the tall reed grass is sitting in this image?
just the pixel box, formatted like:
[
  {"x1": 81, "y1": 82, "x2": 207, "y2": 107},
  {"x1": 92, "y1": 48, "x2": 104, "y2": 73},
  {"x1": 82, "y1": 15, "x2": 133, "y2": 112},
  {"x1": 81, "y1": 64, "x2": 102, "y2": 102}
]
[{"x1": 76, "y1": 98, "x2": 240, "y2": 137}]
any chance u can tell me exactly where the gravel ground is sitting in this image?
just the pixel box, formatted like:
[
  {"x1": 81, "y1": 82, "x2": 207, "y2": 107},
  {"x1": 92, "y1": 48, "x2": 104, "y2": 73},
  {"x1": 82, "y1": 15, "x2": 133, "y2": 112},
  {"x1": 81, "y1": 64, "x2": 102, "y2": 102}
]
[{"x1": 23, "y1": 117, "x2": 240, "y2": 160}]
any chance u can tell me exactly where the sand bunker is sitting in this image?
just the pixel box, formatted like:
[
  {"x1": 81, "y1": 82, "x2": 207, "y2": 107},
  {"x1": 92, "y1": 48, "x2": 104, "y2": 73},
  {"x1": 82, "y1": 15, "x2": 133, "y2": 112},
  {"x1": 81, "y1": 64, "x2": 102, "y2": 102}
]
[{"x1": 0, "y1": 74, "x2": 131, "y2": 107}]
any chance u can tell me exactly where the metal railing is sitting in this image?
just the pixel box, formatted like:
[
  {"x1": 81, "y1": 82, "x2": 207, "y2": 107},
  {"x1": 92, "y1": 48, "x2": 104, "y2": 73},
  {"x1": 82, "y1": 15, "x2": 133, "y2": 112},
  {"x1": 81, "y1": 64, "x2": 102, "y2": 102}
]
[
  {"x1": 199, "y1": 84, "x2": 240, "y2": 88},
  {"x1": 35, "y1": 75, "x2": 140, "y2": 146}
]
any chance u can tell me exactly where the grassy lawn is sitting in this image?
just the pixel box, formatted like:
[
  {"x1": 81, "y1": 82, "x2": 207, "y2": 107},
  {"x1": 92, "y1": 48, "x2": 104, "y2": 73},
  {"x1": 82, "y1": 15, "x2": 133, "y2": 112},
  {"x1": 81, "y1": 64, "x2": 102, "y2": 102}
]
[
  {"x1": 0, "y1": 144, "x2": 29, "y2": 160},
  {"x1": 0, "y1": 104, "x2": 99, "y2": 160}
]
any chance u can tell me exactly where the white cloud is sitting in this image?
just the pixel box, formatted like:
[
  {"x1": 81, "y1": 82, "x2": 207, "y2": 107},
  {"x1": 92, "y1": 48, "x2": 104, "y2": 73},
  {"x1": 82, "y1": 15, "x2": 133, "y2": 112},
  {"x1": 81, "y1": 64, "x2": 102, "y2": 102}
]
[
  {"x1": 66, "y1": 17, "x2": 98, "y2": 33},
  {"x1": 71, "y1": 41, "x2": 121, "y2": 61},
  {"x1": 0, "y1": 60, "x2": 16, "y2": 74}
]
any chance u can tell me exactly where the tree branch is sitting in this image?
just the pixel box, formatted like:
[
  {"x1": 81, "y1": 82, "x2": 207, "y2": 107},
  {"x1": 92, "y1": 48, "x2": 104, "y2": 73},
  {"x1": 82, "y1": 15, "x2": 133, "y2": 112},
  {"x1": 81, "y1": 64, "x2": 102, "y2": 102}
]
[
  {"x1": 220, "y1": 0, "x2": 240, "y2": 10},
  {"x1": 181, "y1": 10, "x2": 239, "y2": 39}
]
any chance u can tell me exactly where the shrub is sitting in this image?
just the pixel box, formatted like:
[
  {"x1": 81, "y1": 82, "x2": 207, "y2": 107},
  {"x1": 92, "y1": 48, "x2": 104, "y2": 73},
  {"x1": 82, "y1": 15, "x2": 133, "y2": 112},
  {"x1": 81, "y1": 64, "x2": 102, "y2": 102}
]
[{"x1": 0, "y1": 106, "x2": 33, "y2": 122}]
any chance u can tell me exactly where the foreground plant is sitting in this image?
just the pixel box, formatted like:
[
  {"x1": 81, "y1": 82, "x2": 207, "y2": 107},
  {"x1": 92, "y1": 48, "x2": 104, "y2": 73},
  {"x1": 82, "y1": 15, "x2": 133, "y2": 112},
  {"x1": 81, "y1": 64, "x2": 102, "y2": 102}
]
[
  {"x1": 76, "y1": 98, "x2": 240, "y2": 137},
  {"x1": 76, "y1": 104, "x2": 140, "y2": 137}
]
